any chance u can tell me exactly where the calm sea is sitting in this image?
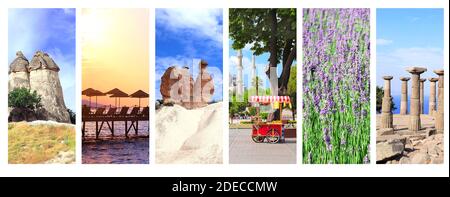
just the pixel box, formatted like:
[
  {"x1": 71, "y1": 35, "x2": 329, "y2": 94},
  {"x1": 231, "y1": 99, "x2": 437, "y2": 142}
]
[
  {"x1": 392, "y1": 95, "x2": 433, "y2": 114},
  {"x1": 82, "y1": 121, "x2": 149, "y2": 164}
]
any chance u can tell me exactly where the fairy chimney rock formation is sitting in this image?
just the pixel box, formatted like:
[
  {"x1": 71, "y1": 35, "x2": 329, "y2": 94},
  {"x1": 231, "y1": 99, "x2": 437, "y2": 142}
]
[
  {"x1": 160, "y1": 60, "x2": 215, "y2": 109},
  {"x1": 193, "y1": 60, "x2": 215, "y2": 108},
  {"x1": 8, "y1": 51, "x2": 31, "y2": 91},
  {"x1": 160, "y1": 66, "x2": 194, "y2": 106},
  {"x1": 8, "y1": 51, "x2": 70, "y2": 123}
]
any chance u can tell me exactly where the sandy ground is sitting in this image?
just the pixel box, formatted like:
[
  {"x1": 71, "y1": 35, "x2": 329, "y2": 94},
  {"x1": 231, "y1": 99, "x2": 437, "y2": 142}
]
[
  {"x1": 376, "y1": 114, "x2": 436, "y2": 133},
  {"x1": 229, "y1": 128, "x2": 296, "y2": 164},
  {"x1": 376, "y1": 114, "x2": 443, "y2": 164},
  {"x1": 156, "y1": 102, "x2": 223, "y2": 164}
]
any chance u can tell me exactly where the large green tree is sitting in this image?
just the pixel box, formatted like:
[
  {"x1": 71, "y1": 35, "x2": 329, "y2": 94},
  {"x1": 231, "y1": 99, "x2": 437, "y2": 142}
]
[
  {"x1": 229, "y1": 8, "x2": 296, "y2": 96},
  {"x1": 287, "y1": 65, "x2": 297, "y2": 120},
  {"x1": 376, "y1": 86, "x2": 396, "y2": 113}
]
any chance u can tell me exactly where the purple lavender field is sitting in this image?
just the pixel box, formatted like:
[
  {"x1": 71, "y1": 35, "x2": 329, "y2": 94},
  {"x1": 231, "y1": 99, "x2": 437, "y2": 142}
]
[{"x1": 303, "y1": 9, "x2": 370, "y2": 164}]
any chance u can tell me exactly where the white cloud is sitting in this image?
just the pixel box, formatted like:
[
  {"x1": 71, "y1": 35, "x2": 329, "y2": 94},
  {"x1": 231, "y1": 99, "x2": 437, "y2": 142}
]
[
  {"x1": 62, "y1": 8, "x2": 75, "y2": 16},
  {"x1": 155, "y1": 56, "x2": 193, "y2": 80},
  {"x1": 378, "y1": 47, "x2": 443, "y2": 68},
  {"x1": 410, "y1": 17, "x2": 420, "y2": 22},
  {"x1": 156, "y1": 8, "x2": 222, "y2": 45},
  {"x1": 377, "y1": 38, "x2": 393, "y2": 46},
  {"x1": 377, "y1": 47, "x2": 443, "y2": 95},
  {"x1": 8, "y1": 9, "x2": 47, "y2": 61}
]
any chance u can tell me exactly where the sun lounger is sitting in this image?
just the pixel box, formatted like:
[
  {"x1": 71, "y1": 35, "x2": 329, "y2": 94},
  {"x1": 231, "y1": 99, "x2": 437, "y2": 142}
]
[
  {"x1": 116, "y1": 107, "x2": 129, "y2": 117},
  {"x1": 93, "y1": 108, "x2": 105, "y2": 116},
  {"x1": 127, "y1": 107, "x2": 140, "y2": 117},
  {"x1": 104, "y1": 107, "x2": 117, "y2": 117},
  {"x1": 139, "y1": 107, "x2": 149, "y2": 118}
]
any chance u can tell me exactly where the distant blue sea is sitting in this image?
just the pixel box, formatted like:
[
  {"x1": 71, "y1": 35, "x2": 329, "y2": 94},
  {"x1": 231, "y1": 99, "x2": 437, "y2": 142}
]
[{"x1": 392, "y1": 95, "x2": 431, "y2": 114}]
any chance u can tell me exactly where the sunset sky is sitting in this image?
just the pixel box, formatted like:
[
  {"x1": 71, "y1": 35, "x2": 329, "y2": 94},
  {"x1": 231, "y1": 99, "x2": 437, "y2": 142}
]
[{"x1": 82, "y1": 8, "x2": 149, "y2": 108}]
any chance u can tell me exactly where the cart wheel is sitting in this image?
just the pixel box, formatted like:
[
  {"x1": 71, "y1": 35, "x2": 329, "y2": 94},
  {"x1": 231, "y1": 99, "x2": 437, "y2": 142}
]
[
  {"x1": 252, "y1": 135, "x2": 264, "y2": 143},
  {"x1": 266, "y1": 129, "x2": 280, "y2": 144}
]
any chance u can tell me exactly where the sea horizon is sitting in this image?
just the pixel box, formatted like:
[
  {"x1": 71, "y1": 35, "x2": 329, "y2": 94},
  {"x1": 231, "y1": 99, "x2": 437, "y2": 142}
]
[{"x1": 390, "y1": 95, "x2": 436, "y2": 114}]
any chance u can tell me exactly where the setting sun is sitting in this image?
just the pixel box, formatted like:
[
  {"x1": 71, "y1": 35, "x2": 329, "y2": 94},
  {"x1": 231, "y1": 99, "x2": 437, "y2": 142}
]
[{"x1": 82, "y1": 8, "x2": 149, "y2": 108}]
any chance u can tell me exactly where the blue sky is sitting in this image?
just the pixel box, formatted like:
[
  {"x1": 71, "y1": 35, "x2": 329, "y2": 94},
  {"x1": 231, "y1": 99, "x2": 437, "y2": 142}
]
[
  {"x1": 155, "y1": 8, "x2": 223, "y2": 101},
  {"x1": 228, "y1": 41, "x2": 295, "y2": 92},
  {"x1": 377, "y1": 8, "x2": 444, "y2": 96},
  {"x1": 9, "y1": 8, "x2": 76, "y2": 112}
]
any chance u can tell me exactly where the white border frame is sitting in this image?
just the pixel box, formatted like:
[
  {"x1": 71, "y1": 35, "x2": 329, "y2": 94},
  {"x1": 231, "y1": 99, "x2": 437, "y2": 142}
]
[{"x1": 0, "y1": 0, "x2": 448, "y2": 177}]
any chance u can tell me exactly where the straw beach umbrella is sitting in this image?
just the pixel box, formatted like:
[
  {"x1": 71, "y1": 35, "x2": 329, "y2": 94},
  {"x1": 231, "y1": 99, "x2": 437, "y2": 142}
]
[
  {"x1": 91, "y1": 90, "x2": 106, "y2": 108},
  {"x1": 82, "y1": 88, "x2": 98, "y2": 107},
  {"x1": 130, "y1": 90, "x2": 149, "y2": 107},
  {"x1": 110, "y1": 90, "x2": 129, "y2": 107},
  {"x1": 106, "y1": 88, "x2": 125, "y2": 107}
]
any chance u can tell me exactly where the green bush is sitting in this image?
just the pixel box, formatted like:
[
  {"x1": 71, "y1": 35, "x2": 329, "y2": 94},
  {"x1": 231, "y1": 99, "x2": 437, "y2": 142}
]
[
  {"x1": 8, "y1": 87, "x2": 42, "y2": 110},
  {"x1": 67, "y1": 109, "x2": 76, "y2": 124}
]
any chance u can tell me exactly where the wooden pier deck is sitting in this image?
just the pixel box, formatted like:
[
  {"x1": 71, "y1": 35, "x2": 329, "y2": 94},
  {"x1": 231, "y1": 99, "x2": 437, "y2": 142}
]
[{"x1": 82, "y1": 107, "x2": 149, "y2": 139}]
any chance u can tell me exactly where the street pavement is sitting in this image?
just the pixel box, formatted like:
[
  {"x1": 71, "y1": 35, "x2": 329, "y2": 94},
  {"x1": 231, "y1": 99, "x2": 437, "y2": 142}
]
[{"x1": 229, "y1": 128, "x2": 297, "y2": 164}]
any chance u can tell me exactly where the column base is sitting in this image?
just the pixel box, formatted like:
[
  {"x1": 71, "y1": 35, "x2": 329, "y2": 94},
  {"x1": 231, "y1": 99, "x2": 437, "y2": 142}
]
[
  {"x1": 380, "y1": 113, "x2": 393, "y2": 129},
  {"x1": 409, "y1": 115, "x2": 421, "y2": 132}
]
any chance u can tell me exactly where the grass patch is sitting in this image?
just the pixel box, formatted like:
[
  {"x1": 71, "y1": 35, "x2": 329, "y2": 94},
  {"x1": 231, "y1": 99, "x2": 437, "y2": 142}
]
[
  {"x1": 8, "y1": 122, "x2": 76, "y2": 164},
  {"x1": 229, "y1": 124, "x2": 253, "y2": 129}
]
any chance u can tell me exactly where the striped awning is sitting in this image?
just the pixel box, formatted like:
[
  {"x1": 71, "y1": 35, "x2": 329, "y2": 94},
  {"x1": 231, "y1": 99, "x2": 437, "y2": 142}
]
[{"x1": 250, "y1": 96, "x2": 291, "y2": 103}]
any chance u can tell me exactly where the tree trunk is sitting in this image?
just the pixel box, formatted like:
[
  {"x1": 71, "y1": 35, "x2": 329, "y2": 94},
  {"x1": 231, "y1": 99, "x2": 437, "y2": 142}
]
[
  {"x1": 278, "y1": 44, "x2": 296, "y2": 95},
  {"x1": 266, "y1": 9, "x2": 279, "y2": 96}
]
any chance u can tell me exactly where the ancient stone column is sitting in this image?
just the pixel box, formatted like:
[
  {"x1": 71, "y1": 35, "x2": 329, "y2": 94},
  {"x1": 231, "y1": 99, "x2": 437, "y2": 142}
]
[
  {"x1": 399, "y1": 77, "x2": 410, "y2": 115},
  {"x1": 406, "y1": 67, "x2": 427, "y2": 132},
  {"x1": 428, "y1": 78, "x2": 438, "y2": 116},
  {"x1": 419, "y1": 78, "x2": 426, "y2": 114},
  {"x1": 434, "y1": 69, "x2": 444, "y2": 133},
  {"x1": 380, "y1": 76, "x2": 393, "y2": 131}
]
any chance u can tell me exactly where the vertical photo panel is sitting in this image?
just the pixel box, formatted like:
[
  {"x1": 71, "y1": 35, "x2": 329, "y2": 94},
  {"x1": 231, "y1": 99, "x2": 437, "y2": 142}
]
[
  {"x1": 302, "y1": 8, "x2": 370, "y2": 164},
  {"x1": 155, "y1": 8, "x2": 224, "y2": 164},
  {"x1": 81, "y1": 8, "x2": 150, "y2": 164},
  {"x1": 228, "y1": 8, "x2": 297, "y2": 164},
  {"x1": 8, "y1": 8, "x2": 76, "y2": 164},
  {"x1": 376, "y1": 8, "x2": 444, "y2": 164}
]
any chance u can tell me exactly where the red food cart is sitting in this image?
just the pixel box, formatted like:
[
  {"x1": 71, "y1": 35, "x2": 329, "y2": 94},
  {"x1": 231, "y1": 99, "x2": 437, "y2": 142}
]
[{"x1": 250, "y1": 96, "x2": 292, "y2": 143}]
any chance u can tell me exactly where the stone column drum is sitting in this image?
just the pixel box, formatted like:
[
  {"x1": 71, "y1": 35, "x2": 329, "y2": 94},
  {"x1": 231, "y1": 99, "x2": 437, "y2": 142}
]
[
  {"x1": 419, "y1": 78, "x2": 426, "y2": 114},
  {"x1": 434, "y1": 69, "x2": 444, "y2": 133},
  {"x1": 428, "y1": 78, "x2": 438, "y2": 116},
  {"x1": 381, "y1": 76, "x2": 394, "y2": 131},
  {"x1": 406, "y1": 67, "x2": 427, "y2": 132},
  {"x1": 399, "y1": 77, "x2": 410, "y2": 115}
]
